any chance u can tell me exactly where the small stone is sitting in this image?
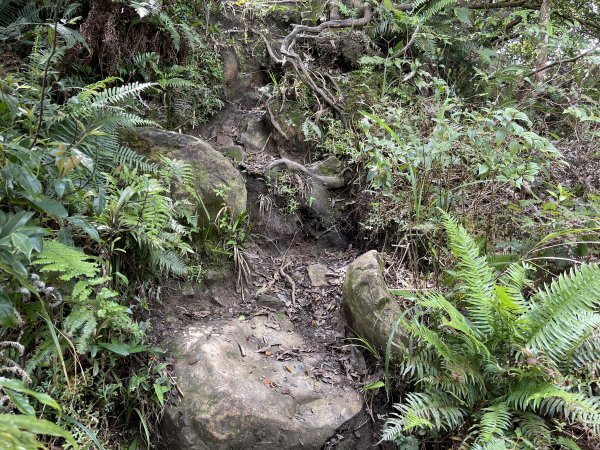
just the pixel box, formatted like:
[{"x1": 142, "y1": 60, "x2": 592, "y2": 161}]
[
  {"x1": 308, "y1": 263, "x2": 329, "y2": 287},
  {"x1": 181, "y1": 282, "x2": 196, "y2": 297},
  {"x1": 240, "y1": 117, "x2": 269, "y2": 151},
  {"x1": 256, "y1": 294, "x2": 286, "y2": 310}
]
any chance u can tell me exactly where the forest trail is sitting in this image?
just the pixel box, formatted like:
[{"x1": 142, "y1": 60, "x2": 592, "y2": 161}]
[{"x1": 152, "y1": 27, "x2": 391, "y2": 448}]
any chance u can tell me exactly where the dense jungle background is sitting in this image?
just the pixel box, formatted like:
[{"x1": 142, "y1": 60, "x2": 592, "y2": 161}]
[{"x1": 1, "y1": 0, "x2": 600, "y2": 449}]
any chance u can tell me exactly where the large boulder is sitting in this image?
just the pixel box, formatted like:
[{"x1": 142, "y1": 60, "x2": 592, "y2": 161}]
[
  {"x1": 123, "y1": 127, "x2": 246, "y2": 219},
  {"x1": 342, "y1": 251, "x2": 404, "y2": 352},
  {"x1": 162, "y1": 316, "x2": 363, "y2": 450}
]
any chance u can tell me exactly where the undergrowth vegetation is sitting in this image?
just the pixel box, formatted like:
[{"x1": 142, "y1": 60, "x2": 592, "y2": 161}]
[
  {"x1": 2, "y1": 0, "x2": 600, "y2": 448},
  {"x1": 0, "y1": 0, "x2": 231, "y2": 448},
  {"x1": 253, "y1": 0, "x2": 600, "y2": 448},
  {"x1": 382, "y1": 213, "x2": 600, "y2": 448}
]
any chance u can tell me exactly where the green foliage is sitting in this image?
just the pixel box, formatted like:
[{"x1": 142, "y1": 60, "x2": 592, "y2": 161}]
[
  {"x1": 32, "y1": 241, "x2": 98, "y2": 281},
  {"x1": 0, "y1": 2, "x2": 211, "y2": 446},
  {"x1": 0, "y1": 378, "x2": 78, "y2": 449},
  {"x1": 382, "y1": 213, "x2": 600, "y2": 448},
  {"x1": 117, "y1": 2, "x2": 224, "y2": 129},
  {"x1": 96, "y1": 160, "x2": 198, "y2": 279}
]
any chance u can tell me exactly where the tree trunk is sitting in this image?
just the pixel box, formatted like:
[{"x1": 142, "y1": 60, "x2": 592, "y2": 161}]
[{"x1": 535, "y1": 0, "x2": 551, "y2": 82}]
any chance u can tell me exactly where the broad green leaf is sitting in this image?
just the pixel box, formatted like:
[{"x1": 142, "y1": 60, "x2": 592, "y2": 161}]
[
  {"x1": 27, "y1": 195, "x2": 68, "y2": 218},
  {"x1": 5, "y1": 389, "x2": 35, "y2": 416},
  {"x1": 0, "y1": 292, "x2": 16, "y2": 328},
  {"x1": 67, "y1": 216, "x2": 100, "y2": 242},
  {"x1": 0, "y1": 414, "x2": 78, "y2": 449},
  {"x1": 98, "y1": 342, "x2": 130, "y2": 356},
  {"x1": 0, "y1": 211, "x2": 34, "y2": 239},
  {"x1": 0, "y1": 379, "x2": 61, "y2": 411},
  {"x1": 11, "y1": 233, "x2": 34, "y2": 260},
  {"x1": 37, "y1": 196, "x2": 68, "y2": 218},
  {"x1": 154, "y1": 383, "x2": 165, "y2": 406},
  {"x1": 361, "y1": 381, "x2": 385, "y2": 391}
]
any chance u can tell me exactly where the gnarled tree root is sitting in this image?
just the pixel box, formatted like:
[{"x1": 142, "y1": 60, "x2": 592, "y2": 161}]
[
  {"x1": 263, "y1": 3, "x2": 373, "y2": 118},
  {"x1": 265, "y1": 158, "x2": 347, "y2": 189}
]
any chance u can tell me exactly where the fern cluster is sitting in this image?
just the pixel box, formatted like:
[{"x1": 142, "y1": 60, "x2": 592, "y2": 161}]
[
  {"x1": 382, "y1": 212, "x2": 600, "y2": 448},
  {"x1": 97, "y1": 161, "x2": 197, "y2": 277},
  {"x1": 0, "y1": 3, "x2": 188, "y2": 446},
  {"x1": 116, "y1": 2, "x2": 224, "y2": 128}
]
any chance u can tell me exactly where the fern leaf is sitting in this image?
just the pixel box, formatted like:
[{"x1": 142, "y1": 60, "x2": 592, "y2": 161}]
[
  {"x1": 478, "y1": 403, "x2": 512, "y2": 443},
  {"x1": 522, "y1": 264, "x2": 600, "y2": 364},
  {"x1": 387, "y1": 391, "x2": 467, "y2": 436},
  {"x1": 154, "y1": 11, "x2": 180, "y2": 51},
  {"x1": 441, "y1": 212, "x2": 497, "y2": 336},
  {"x1": 32, "y1": 241, "x2": 99, "y2": 281},
  {"x1": 414, "y1": 0, "x2": 459, "y2": 23},
  {"x1": 91, "y1": 82, "x2": 155, "y2": 108},
  {"x1": 63, "y1": 307, "x2": 97, "y2": 354}
]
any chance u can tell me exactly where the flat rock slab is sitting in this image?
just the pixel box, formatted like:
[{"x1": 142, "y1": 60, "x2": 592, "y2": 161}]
[
  {"x1": 162, "y1": 316, "x2": 363, "y2": 450},
  {"x1": 307, "y1": 263, "x2": 330, "y2": 287}
]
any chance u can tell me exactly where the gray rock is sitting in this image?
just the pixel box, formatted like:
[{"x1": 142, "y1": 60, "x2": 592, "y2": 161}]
[
  {"x1": 342, "y1": 251, "x2": 405, "y2": 352},
  {"x1": 307, "y1": 263, "x2": 329, "y2": 287},
  {"x1": 240, "y1": 116, "x2": 270, "y2": 151},
  {"x1": 256, "y1": 294, "x2": 286, "y2": 310},
  {"x1": 219, "y1": 145, "x2": 246, "y2": 165},
  {"x1": 307, "y1": 180, "x2": 335, "y2": 224},
  {"x1": 163, "y1": 316, "x2": 363, "y2": 449},
  {"x1": 310, "y1": 155, "x2": 343, "y2": 176},
  {"x1": 122, "y1": 127, "x2": 247, "y2": 220}
]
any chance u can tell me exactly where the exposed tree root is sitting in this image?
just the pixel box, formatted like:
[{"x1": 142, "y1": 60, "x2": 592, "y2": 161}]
[
  {"x1": 265, "y1": 158, "x2": 348, "y2": 189},
  {"x1": 263, "y1": 3, "x2": 373, "y2": 118},
  {"x1": 266, "y1": 98, "x2": 291, "y2": 142},
  {"x1": 279, "y1": 262, "x2": 296, "y2": 306}
]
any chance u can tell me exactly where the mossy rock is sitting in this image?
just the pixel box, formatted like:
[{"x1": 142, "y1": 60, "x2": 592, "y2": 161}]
[
  {"x1": 219, "y1": 145, "x2": 246, "y2": 165},
  {"x1": 342, "y1": 250, "x2": 406, "y2": 352},
  {"x1": 122, "y1": 127, "x2": 247, "y2": 221}
]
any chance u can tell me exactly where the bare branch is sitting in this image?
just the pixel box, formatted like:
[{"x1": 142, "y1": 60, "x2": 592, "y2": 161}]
[{"x1": 525, "y1": 45, "x2": 599, "y2": 78}]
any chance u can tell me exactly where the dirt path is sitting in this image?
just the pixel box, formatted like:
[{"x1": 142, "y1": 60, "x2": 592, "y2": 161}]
[{"x1": 150, "y1": 10, "x2": 396, "y2": 446}]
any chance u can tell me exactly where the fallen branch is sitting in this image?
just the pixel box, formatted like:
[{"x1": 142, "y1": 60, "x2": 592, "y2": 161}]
[{"x1": 264, "y1": 3, "x2": 373, "y2": 116}]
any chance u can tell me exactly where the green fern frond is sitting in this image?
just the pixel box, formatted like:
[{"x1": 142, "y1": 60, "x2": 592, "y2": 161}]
[
  {"x1": 571, "y1": 333, "x2": 600, "y2": 376},
  {"x1": 32, "y1": 241, "x2": 99, "y2": 281},
  {"x1": 177, "y1": 22, "x2": 203, "y2": 50},
  {"x1": 383, "y1": 391, "x2": 467, "y2": 439},
  {"x1": 478, "y1": 403, "x2": 512, "y2": 443},
  {"x1": 0, "y1": 1, "x2": 40, "y2": 40},
  {"x1": 419, "y1": 291, "x2": 487, "y2": 346},
  {"x1": 414, "y1": 0, "x2": 459, "y2": 23},
  {"x1": 515, "y1": 412, "x2": 552, "y2": 446},
  {"x1": 470, "y1": 438, "x2": 512, "y2": 450},
  {"x1": 154, "y1": 249, "x2": 187, "y2": 275},
  {"x1": 24, "y1": 338, "x2": 55, "y2": 373},
  {"x1": 522, "y1": 264, "x2": 600, "y2": 364},
  {"x1": 154, "y1": 11, "x2": 180, "y2": 51},
  {"x1": 505, "y1": 381, "x2": 600, "y2": 429},
  {"x1": 441, "y1": 212, "x2": 497, "y2": 336},
  {"x1": 90, "y1": 82, "x2": 155, "y2": 108},
  {"x1": 63, "y1": 307, "x2": 97, "y2": 354},
  {"x1": 497, "y1": 262, "x2": 529, "y2": 313}
]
